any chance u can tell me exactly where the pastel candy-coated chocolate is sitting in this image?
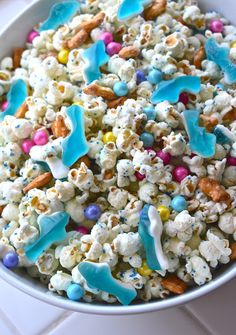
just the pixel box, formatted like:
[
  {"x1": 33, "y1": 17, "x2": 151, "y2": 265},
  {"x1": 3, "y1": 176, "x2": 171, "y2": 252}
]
[
  {"x1": 38, "y1": 1, "x2": 80, "y2": 32},
  {"x1": 205, "y1": 37, "x2": 236, "y2": 84},
  {"x1": 62, "y1": 105, "x2": 89, "y2": 167},
  {"x1": 183, "y1": 109, "x2": 216, "y2": 158},
  {"x1": 24, "y1": 212, "x2": 70, "y2": 262},
  {"x1": 78, "y1": 261, "x2": 137, "y2": 305},
  {"x1": 138, "y1": 205, "x2": 169, "y2": 271},
  {"x1": 117, "y1": 0, "x2": 152, "y2": 21},
  {"x1": 171, "y1": 195, "x2": 187, "y2": 212},
  {"x1": 67, "y1": 283, "x2": 84, "y2": 301},
  {"x1": 82, "y1": 40, "x2": 109, "y2": 84},
  {"x1": 0, "y1": 79, "x2": 27, "y2": 121},
  {"x1": 3, "y1": 251, "x2": 19, "y2": 269},
  {"x1": 151, "y1": 76, "x2": 201, "y2": 104}
]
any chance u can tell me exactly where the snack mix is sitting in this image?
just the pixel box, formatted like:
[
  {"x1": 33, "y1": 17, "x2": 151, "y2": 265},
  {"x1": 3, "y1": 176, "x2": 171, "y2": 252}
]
[{"x1": 0, "y1": 0, "x2": 236, "y2": 305}]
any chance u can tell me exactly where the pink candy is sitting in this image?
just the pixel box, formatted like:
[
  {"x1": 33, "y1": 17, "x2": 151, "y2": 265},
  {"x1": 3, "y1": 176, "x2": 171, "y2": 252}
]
[
  {"x1": 156, "y1": 150, "x2": 171, "y2": 165},
  {"x1": 227, "y1": 156, "x2": 236, "y2": 166},
  {"x1": 209, "y1": 19, "x2": 224, "y2": 33},
  {"x1": 99, "y1": 32, "x2": 113, "y2": 45},
  {"x1": 21, "y1": 139, "x2": 35, "y2": 154},
  {"x1": 179, "y1": 92, "x2": 189, "y2": 105},
  {"x1": 172, "y1": 166, "x2": 190, "y2": 183},
  {"x1": 135, "y1": 171, "x2": 146, "y2": 181},
  {"x1": 106, "y1": 42, "x2": 122, "y2": 56},
  {"x1": 76, "y1": 226, "x2": 90, "y2": 235},
  {"x1": 33, "y1": 130, "x2": 49, "y2": 146},
  {"x1": 1, "y1": 100, "x2": 8, "y2": 111},
  {"x1": 27, "y1": 30, "x2": 39, "y2": 44}
]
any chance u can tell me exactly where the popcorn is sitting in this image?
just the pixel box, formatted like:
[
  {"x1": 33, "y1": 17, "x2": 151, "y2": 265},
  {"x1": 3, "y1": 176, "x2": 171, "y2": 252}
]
[
  {"x1": 165, "y1": 210, "x2": 196, "y2": 242},
  {"x1": 163, "y1": 132, "x2": 187, "y2": 156},
  {"x1": 138, "y1": 182, "x2": 158, "y2": 205},
  {"x1": 199, "y1": 229, "x2": 231, "y2": 267},
  {"x1": 108, "y1": 186, "x2": 128, "y2": 210},
  {"x1": 113, "y1": 232, "x2": 141, "y2": 257},
  {"x1": 36, "y1": 249, "x2": 59, "y2": 275},
  {"x1": 116, "y1": 159, "x2": 135, "y2": 187},
  {"x1": 50, "y1": 271, "x2": 72, "y2": 292},
  {"x1": 186, "y1": 255, "x2": 212, "y2": 285},
  {"x1": 59, "y1": 245, "x2": 81, "y2": 269},
  {"x1": 218, "y1": 212, "x2": 236, "y2": 239}
]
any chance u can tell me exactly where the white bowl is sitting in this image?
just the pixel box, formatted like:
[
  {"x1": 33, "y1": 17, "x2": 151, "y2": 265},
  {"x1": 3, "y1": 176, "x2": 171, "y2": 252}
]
[{"x1": 0, "y1": 0, "x2": 235, "y2": 315}]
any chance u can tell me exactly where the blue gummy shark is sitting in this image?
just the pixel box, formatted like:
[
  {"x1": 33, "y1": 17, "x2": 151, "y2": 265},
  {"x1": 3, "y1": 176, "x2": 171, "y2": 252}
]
[
  {"x1": 39, "y1": 1, "x2": 80, "y2": 32},
  {"x1": 78, "y1": 261, "x2": 137, "y2": 305},
  {"x1": 138, "y1": 205, "x2": 169, "y2": 271},
  {"x1": 81, "y1": 40, "x2": 109, "y2": 84},
  {"x1": 205, "y1": 38, "x2": 236, "y2": 85},
  {"x1": 183, "y1": 109, "x2": 216, "y2": 158},
  {"x1": 0, "y1": 79, "x2": 27, "y2": 121},
  {"x1": 25, "y1": 212, "x2": 70, "y2": 262},
  {"x1": 62, "y1": 105, "x2": 89, "y2": 167},
  {"x1": 151, "y1": 75, "x2": 201, "y2": 104},
  {"x1": 117, "y1": 0, "x2": 152, "y2": 21}
]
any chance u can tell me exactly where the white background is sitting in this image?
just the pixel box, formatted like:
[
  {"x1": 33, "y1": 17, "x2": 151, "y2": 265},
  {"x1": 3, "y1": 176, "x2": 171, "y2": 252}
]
[{"x1": 0, "y1": 1, "x2": 235, "y2": 334}]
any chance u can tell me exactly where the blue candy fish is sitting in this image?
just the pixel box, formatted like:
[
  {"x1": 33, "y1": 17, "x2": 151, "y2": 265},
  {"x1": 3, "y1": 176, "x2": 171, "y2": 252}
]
[
  {"x1": 0, "y1": 79, "x2": 27, "y2": 121},
  {"x1": 138, "y1": 205, "x2": 169, "y2": 271},
  {"x1": 81, "y1": 40, "x2": 109, "y2": 84},
  {"x1": 25, "y1": 212, "x2": 69, "y2": 262},
  {"x1": 61, "y1": 105, "x2": 89, "y2": 167},
  {"x1": 118, "y1": 0, "x2": 152, "y2": 21},
  {"x1": 205, "y1": 38, "x2": 236, "y2": 84},
  {"x1": 151, "y1": 76, "x2": 201, "y2": 104},
  {"x1": 39, "y1": 1, "x2": 80, "y2": 32},
  {"x1": 183, "y1": 110, "x2": 216, "y2": 158},
  {"x1": 78, "y1": 261, "x2": 137, "y2": 305}
]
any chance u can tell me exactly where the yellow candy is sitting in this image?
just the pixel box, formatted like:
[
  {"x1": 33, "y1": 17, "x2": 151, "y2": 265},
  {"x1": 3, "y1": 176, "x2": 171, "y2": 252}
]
[
  {"x1": 157, "y1": 205, "x2": 170, "y2": 222},
  {"x1": 58, "y1": 49, "x2": 69, "y2": 64},
  {"x1": 138, "y1": 260, "x2": 153, "y2": 276},
  {"x1": 103, "y1": 132, "x2": 116, "y2": 144},
  {"x1": 231, "y1": 41, "x2": 236, "y2": 48}
]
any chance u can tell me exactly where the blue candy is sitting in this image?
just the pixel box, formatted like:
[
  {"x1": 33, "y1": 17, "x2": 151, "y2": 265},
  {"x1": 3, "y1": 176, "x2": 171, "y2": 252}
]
[
  {"x1": 147, "y1": 69, "x2": 163, "y2": 85},
  {"x1": 140, "y1": 132, "x2": 154, "y2": 148},
  {"x1": 205, "y1": 38, "x2": 236, "y2": 85},
  {"x1": 183, "y1": 109, "x2": 216, "y2": 158},
  {"x1": 213, "y1": 125, "x2": 234, "y2": 144},
  {"x1": 151, "y1": 76, "x2": 201, "y2": 104},
  {"x1": 78, "y1": 261, "x2": 137, "y2": 305},
  {"x1": 143, "y1": 106, "x2": 156, "y2": 120},
  {"x1": 39, "y1": 1, "x2": 80, "y2": 32},
  {"x1": 62, "y1": 105, "x2": 89, "y2": 167},
  {"x1": 81, "y1": 40, "x2": 109, "y2": 84},
  {"x1": 117, "y1": 0, "x2": 152, "y2": 21},
  {"x1": 3, "y1": 251, "x2": 19, "y2": 269},
  {"x1": 113, "y1": 81, "x2": 129, "y2": 96},
  {"x1": 67, "y1": 283, "x2": 84, "y2": 301},
  {"x1": 138, "y1": 205, "x2": 169, "y2": 271},
  {"x1": 24, "y1": 212, "x2": 70, "y2": 262},
  {"x1": 0, "y1": 79, "x2": 27, "y2": 121},
  {"x1": 171, "y1": 196, "x2": 187, "y2": 212}
]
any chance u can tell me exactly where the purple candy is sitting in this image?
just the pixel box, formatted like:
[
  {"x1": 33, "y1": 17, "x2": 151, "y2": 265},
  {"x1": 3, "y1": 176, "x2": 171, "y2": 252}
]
[
  {"x1": 136, "y1": 70, "x2": 146, "y2": 84},
  {"x1": 84, "y1": 204, "x2": 101, "y2": 221},
  {"x1": 156, "y1": 150, "x2": 171, "y2": 165},
  {"x1": 209, "y1": 19, "x2": 224, "y2": 33},
  {"x1": 227, "y1": 156, "x2": 236, "y2": 166},
  {"x1": 3, "y1": 251, "x2": 19, "y2": 269},
  {"x1": 106, "y1": 42, "x2": 122, "y2": 56},
  {"x1": 99, "y1": 32, "x2": 113, "y2": 45}
]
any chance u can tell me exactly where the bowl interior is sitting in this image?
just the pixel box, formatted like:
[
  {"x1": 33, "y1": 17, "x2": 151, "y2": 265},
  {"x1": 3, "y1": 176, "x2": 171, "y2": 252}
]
[{"x1": 0, "y1": 0, "x2": 235, "y2": 315}]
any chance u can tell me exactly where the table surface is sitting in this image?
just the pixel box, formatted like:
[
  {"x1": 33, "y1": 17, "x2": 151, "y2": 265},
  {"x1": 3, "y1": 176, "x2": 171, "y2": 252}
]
[{"x1": 0, "y1": 1, "x2": 235, "y2": 334}]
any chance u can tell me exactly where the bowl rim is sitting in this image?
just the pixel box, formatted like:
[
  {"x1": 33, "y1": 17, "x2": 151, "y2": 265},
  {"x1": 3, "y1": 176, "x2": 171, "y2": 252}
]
[{"x1": 0, "y1": 0, "x2": 235, "y2": 315}]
